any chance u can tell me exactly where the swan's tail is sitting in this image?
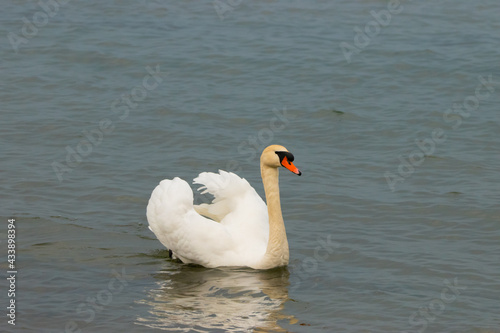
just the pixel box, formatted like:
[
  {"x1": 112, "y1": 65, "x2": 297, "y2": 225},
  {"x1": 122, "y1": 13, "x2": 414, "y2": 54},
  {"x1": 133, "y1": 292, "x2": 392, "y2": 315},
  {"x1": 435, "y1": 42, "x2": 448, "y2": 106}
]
[
  {"x1": 146, "y1": 177, "x2": 193, "y2": 245},
  {"x1": 146, "y1": 176, "x2": 236, "y2": 267}
]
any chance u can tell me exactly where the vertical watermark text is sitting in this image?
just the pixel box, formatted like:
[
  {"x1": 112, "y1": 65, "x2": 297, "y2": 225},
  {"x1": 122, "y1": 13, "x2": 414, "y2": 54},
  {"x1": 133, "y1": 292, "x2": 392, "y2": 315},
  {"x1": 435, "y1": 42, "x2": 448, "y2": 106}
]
[{"x1": 6, "y1": 218, "x2": 17, "y2": 326}]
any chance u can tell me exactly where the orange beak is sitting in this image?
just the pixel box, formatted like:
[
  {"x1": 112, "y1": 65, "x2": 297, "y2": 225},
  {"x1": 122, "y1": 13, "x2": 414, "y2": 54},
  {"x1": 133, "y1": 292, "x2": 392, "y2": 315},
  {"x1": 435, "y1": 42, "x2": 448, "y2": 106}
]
[{"x1": 281, "y1": 156, "x2": 302, "y2": 176}]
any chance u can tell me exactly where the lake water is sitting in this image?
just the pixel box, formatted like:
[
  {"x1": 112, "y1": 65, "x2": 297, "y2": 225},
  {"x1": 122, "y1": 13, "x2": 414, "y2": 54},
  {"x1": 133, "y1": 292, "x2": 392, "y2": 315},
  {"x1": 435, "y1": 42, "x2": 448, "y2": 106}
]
[{"x1": 1, "y1": 0, "x2": 499, "y2": 332}]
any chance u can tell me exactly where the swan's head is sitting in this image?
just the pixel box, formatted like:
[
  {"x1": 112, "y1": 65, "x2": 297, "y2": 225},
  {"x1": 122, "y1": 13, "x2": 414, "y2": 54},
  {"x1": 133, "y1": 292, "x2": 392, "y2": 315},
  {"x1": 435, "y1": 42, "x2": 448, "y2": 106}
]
[{"x1": 261, "y1": 145, "x2": 302, "y2": 176}]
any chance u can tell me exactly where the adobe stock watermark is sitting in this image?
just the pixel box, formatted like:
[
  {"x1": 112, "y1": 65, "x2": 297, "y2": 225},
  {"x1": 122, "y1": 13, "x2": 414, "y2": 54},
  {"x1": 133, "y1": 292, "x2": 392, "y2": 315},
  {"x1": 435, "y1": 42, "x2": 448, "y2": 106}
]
[
  {"x1": 63, "y1": 267, "x2": 133, "y2": 333},
  {"x1": 385, "y1": 74, "x2": 496, "y2": 192},
  {"x1": 213, "y1": 0, "x2": 243, "y2": 21},
  {"x1": 235, "y1": 106, "x2": 297, "y2": 171},
  {"x1": 340, "y1": 0, "x2": 408, "y2": 64},
  {"x1": 52, "y1": 65, "x2": 163, "y2": 182},
  {"x1": 7, "y1": 0, "x2": 71, "y2": 53},
  {"x1": 192, "y1": 106, "x2": 297, "y2": 205},
  {"x1": 402, "y1": 277, "x2": 466, "y2": 333},
  {"x1": 288, "y1": 235, "x2": 339, "y2": 292}
]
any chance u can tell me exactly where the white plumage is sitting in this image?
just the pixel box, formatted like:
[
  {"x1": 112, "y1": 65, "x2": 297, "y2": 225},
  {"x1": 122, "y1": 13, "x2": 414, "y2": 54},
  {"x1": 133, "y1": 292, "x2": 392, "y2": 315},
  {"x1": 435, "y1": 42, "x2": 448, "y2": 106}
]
[
  {"x1": 146, "y1": 144, "x2": 301, "y2": 269},
  {"x1": 147, "y1": 171, "x2": 269, "y2": 268}
]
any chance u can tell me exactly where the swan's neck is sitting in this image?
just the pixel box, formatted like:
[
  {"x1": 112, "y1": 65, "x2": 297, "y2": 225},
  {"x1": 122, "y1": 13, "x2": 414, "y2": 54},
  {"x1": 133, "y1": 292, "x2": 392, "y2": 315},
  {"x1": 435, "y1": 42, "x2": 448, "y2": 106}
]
[{"x1": 260, "y1": 164, "x2": 289, "y2": 269}]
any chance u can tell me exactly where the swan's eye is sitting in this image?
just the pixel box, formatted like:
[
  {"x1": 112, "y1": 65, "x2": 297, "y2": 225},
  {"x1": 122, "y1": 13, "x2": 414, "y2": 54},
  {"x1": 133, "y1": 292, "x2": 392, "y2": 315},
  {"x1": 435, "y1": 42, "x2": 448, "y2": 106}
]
[{"x1": 275, "y1": 151, "x2": 294, "y2": 163}]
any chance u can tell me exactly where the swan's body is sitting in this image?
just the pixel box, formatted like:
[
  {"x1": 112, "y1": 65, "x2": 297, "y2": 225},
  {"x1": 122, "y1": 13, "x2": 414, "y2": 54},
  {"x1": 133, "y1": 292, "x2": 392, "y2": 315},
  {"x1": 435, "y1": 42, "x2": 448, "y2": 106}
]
[{"x1": 146, "y1": 145, "x2": 301, "y2": 269}]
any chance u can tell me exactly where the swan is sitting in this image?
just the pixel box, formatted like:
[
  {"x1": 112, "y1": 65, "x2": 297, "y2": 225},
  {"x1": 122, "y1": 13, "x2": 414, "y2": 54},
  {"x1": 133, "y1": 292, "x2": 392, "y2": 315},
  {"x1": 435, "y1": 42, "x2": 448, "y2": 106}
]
[{"x1": 146, "y1": 144, "x2": 301, "y2": 269}]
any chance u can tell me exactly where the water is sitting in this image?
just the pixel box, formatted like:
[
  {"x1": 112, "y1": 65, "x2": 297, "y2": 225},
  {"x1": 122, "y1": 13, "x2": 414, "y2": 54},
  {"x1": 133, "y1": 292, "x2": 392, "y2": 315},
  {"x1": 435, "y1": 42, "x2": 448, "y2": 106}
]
[{"x1": 1, "y1": 0, "x2": 499, "y2": 332}]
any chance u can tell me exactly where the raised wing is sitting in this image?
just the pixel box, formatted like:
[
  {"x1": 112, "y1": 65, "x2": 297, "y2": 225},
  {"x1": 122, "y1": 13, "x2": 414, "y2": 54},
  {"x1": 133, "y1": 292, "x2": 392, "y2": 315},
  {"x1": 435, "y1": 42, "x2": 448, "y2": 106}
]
[{"x1": 147, "y1": 171, "x2": 269, "y2": 268}]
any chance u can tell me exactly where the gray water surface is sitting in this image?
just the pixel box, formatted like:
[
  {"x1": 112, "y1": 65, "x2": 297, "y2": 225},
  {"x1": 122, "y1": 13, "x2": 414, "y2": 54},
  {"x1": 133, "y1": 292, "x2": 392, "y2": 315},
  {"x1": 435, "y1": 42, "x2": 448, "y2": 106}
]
[{"x1": 1, "y1": 0, "x2": 499, "y2": 332}]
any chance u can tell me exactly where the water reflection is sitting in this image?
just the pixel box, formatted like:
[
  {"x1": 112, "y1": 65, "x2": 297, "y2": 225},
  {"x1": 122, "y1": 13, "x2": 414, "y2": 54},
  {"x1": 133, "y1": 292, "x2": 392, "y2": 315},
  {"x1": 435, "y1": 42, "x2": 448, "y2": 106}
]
[{"x1": 136, "y1": 265, "x2": 293, "y2": 332}]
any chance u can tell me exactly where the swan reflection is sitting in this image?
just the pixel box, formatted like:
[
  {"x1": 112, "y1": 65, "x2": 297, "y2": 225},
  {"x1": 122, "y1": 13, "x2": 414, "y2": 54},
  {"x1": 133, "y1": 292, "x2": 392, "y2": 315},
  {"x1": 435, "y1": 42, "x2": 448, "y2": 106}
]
[{"x1": 136, "y1": 265, "x2": 293, "y2": 332}]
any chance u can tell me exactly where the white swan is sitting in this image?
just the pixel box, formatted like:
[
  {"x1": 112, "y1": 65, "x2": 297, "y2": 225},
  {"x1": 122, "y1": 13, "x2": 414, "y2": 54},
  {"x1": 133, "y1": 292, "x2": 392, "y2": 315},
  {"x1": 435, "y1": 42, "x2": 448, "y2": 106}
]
[{"x1": 146, "y1": 144, "x2": 301, "y2": 269}]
